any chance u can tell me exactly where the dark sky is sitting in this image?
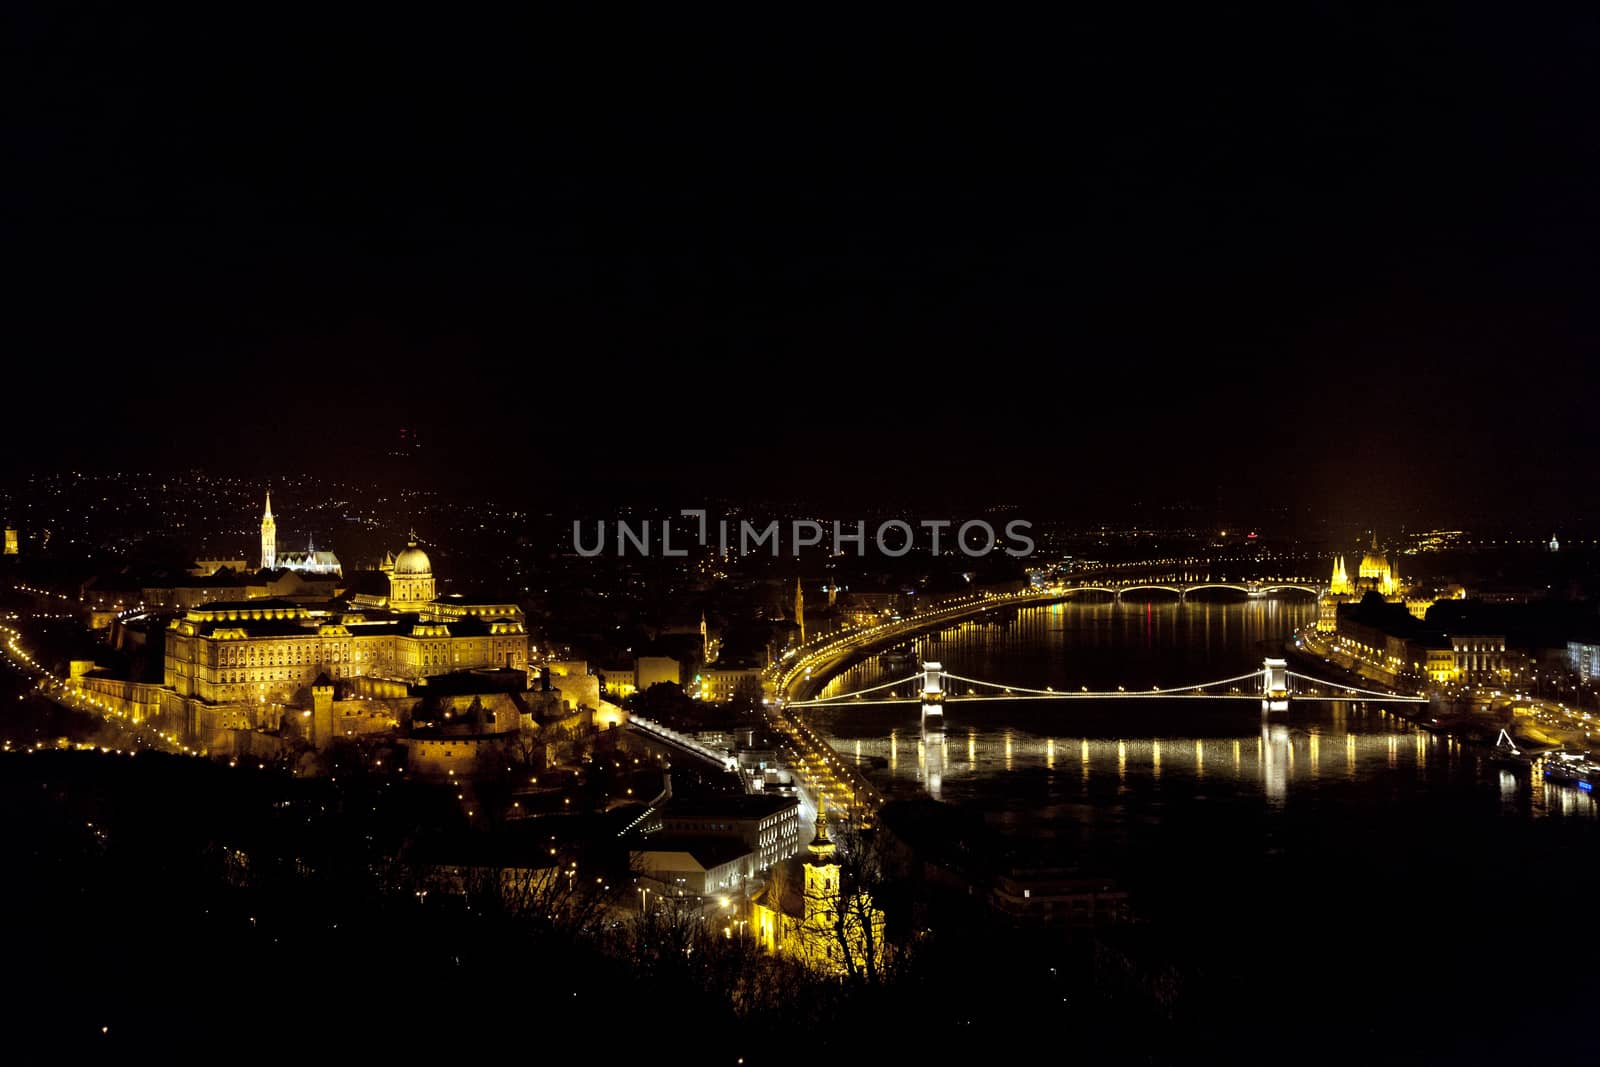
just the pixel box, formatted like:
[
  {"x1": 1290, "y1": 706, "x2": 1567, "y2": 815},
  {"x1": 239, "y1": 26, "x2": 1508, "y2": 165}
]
[{"x1": 9, "y1": 6, "x2": 1598, "y2": 525}]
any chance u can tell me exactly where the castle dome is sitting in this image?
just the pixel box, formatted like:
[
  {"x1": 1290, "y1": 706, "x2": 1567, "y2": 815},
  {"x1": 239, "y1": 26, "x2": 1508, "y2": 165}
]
[{"x1": 393, "y1": 540, "x2": 432, "y2": 576}]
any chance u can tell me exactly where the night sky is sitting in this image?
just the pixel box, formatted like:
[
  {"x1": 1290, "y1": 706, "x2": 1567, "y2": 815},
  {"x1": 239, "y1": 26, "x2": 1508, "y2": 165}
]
[{"x1": 10, "y1": 7, "x2": 1598, "y2": 524}]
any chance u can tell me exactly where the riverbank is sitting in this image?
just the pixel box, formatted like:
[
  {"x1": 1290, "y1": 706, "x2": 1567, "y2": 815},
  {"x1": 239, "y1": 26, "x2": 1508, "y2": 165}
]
[
  {"x1": 779, "y1": 591, "x2": 1066, "y2": 704},
  {"x1": 1280, "y1": 631, "x2": 1528, "y2": 746},
  {"x1": 766, "y1": 589, "x2": 1073, "y2": 825}
]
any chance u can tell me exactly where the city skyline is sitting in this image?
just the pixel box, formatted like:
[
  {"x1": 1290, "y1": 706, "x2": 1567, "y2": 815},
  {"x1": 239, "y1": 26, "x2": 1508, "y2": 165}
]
[{"x1": 8, "y1": 7, "x2": 1600, "y2": 1061}]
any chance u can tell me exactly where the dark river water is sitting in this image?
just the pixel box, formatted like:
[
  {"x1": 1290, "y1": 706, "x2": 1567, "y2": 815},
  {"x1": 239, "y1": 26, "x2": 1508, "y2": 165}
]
[{"x1": 808, "y1": 601, "x2": 1600, "y2": 1055}]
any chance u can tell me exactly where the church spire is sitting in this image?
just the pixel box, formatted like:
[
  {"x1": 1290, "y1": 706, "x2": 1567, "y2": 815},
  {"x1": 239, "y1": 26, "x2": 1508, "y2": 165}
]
[
  {"x1": 795, "y1": 578, "x2": 805, "y2": 644},
  {"x1": 260, "y1": 487, "x2": 277, "y2": 571},
  {"x1": 1329, "y1": 554, "x2": 1351, "y2": 596}
]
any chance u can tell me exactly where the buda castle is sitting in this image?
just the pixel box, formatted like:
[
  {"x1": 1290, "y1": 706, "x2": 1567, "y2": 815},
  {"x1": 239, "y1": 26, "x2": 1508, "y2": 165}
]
[{"x1": 163, "y1": 492, "x2": 528, "y2": 732}]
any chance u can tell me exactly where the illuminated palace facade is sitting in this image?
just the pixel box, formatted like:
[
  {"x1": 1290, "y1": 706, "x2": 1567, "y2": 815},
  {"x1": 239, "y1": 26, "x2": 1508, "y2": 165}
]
[{"x1": 166, "y1": 530, "x2": 527, "y2": 714}]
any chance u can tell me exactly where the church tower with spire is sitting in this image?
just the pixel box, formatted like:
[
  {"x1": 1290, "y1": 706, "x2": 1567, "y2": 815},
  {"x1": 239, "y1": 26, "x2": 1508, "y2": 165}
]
[
  {"x1": 749, "y1": 793, "x2": 884, "y2": 973},
  {"x1": 794, "y1": 578, "x2": 805, "y2": 644},
  {"x1": 803, "y1": 797, "x2": 839, "y2": 899},
  {"x1": 260, "y1": 490, "x2": 276, "y2": 571}
]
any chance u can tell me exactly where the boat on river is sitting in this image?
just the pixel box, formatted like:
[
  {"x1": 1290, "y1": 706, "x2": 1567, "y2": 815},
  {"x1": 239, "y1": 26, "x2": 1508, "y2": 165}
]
[
  {"x1": 1541, "y1": 750, "x2": 1598, "y2": 791},
  {"x1": 1489, "y1": 728, "x2": 1535, "y2": 772}
]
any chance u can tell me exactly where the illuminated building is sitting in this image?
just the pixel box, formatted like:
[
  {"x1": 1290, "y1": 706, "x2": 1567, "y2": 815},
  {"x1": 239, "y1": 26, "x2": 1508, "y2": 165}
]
[
  {"x1": 1569, "y1": 641, "x2": 1600, "y2": 682},
  {"x1": 275, "y1": 539, "x2": 342, "y2": 576},
  {"x1": 3, "y1": 528, "x2": 17, "y2": 555},
  {"x1": 1449, "y1": 634, "x2": 1506, "y2": 681},
  {"x1": 400, "y1": 673, "x2": 536, "y2": 777},
  {"x1": 599, "y1": 664, "x2": 637, "y2": 700},
  {"x1": 698, "y1": 664, "x2": 763, "y2": 703},
  {"x1": 656, "y1": 794, "x2": 800, "y2": 870},
  {"x1": 260, "y1": 491, "x2": 276, "y2": 570},
  {"x1": 165, "y1": 598, "x2": 528, "y2": 704},
  {"x1": 750, "y1": 801, "x2": 885, "y2": 976},
  {"x1": 1333, "y1": 597, "x2": 1507, "y2": 685},
  {"x1": 163, "y1": 530, "x2": 528, "y2": 736},
  {"x1": 632, "y1": 839, "x2": 757, "y2": 897},
  {"x1": 1423, "y1": 645, "x2": 1457, "y2": 684},
  {"x1": 259, "y1": 490, "x2": 341, "y2": 575},
  {"x1": 1356, "y1": 534, "x2": 1399, "y2": 597},
  {"x1": 1328, "y1": 556, "x2": 1353, "y2": 596},
  {"x1": 386, "y1": 538, "x2": 435, "y2": 610},
  {"x1": 1318, "y1": 534, "x2": 1416, "y2": 633},
  {"x1": 545, "y1": 660, "x2": 601, "y2": 711}
]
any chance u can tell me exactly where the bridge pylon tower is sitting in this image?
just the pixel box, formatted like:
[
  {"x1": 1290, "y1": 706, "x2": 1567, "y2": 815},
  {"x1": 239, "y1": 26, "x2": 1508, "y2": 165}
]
[
  {"x1": 1261, "y1": 656, "x2": 1290, "y2": 713},
  {"x1": 920, "y1": 661, "x2": 945, "y2": 727}
]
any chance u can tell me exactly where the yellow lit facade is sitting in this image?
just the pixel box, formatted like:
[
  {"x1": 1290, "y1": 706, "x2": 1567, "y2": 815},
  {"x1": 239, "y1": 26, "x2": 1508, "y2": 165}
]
[
  {"x1": 1328, "y1": 555, "x2": 1353, "y2": 596},
  {"x1": 599, "y1": 666, "x2": 637, "y2": 700},
  {"x1": 1424, "y1": 647, "x2": 1457, "y2": 684},
  {"x1": 1318, "y1": 535, "x2": 1417, "y2": 633},
  {"x1": 260, "y1": 491, "x2": 277, "y2": 570},
  {"x1": 750, "y1": 802, "x2": 885, "y2": 977},
  {"x1": 699, "y1": 665, "x2": 763, "y2": 703},
  {"x1": 1449, "y1": 635, "x2": 1506, "y2": 680},
  {"x1": 387, "y1": 539, "x2": 436, "y2": 611},
  {"x1": 1332, "y1": 535, "x2": 1401, "y2": 598},
  {"x1": 165, "y1": 531, "x2": 527, "y2": 716},
  {"x1": 165, "y1": 602, "x2": 527, "y2": 706}
]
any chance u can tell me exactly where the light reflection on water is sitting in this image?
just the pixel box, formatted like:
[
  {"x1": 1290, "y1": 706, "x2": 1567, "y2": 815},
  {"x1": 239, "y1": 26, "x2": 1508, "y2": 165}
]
[
  {"x1": 803, "y1": 599, "x2": 1600, "y2": 1055},
  {"x1": 839, "y1": 714, "x2": 1593, "y2": 817},
  {"x1": 809, "y1": 601, "x2": 1597, "y2": 837}
]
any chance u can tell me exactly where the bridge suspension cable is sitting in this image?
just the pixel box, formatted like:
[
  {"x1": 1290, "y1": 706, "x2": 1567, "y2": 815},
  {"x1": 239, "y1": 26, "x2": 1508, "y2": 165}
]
[
  {"x1": 787, "y1": 661, "x2": 1425, "y2": 707},
  {"x1": 937, "y1": 668, "x2": 1267, "y2": 697},
  {"x1": 795, "y1": 673, "x2": 925, "y2": 705},
  {"x1": 1283, "y1": 671, "x2": 1425, "y2": 701}
]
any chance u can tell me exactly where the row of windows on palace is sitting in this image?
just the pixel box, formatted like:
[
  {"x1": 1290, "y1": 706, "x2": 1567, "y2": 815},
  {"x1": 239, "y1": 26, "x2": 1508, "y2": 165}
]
[
  {"x1": 207, "y1": 642, "x2": 463, "y2": 666},
  {"x1": 188, "y1": 651, "x2": 501, "y2": 682}
]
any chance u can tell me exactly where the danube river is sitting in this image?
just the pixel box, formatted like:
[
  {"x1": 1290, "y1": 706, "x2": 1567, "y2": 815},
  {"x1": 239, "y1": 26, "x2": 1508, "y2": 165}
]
[
  {"x1": 813, "y1": 599, "x2": 1595, "y2": 830},
  {"x1": 807, "y1": 599, "x2": 1600, "y2": 1052}
]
